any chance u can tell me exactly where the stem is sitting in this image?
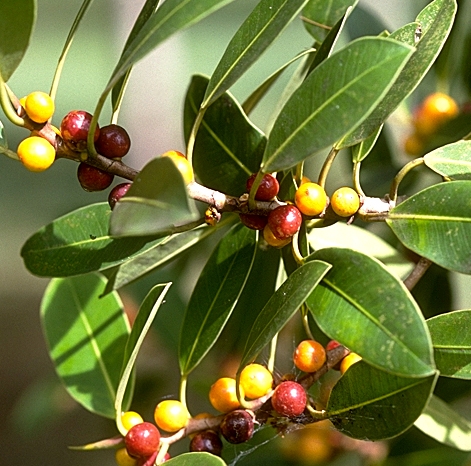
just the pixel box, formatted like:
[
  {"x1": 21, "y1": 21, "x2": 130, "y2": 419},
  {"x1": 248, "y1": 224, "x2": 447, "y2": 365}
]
[
  {"x1": 353, "y1": 161, "x2": 365, "y2": 197},
  {"x1": 299, "y1": 16, "x2": 332, "y2": 30},
  {"x1": 111, "y1": 69, "x2": 132, "y2": 124},
  {"x1": 267, "y1": 333, "x2": 278, "y2": 374},
  {"x1": 88, "y1": 92, "x2": 108, "y2": 157},
  {"x1": 291, "y1": 230, "x2": 305, "y2": 266},
  {"x1": 295, "y1": 162, "x2": 304, "y2": 186},
  {"x1": 0, "y1": 147, "x2": 20, "y2": 160},
  {"x1": 179, "y1": 375, "x2": 188, "y2": 410},
  {"x1": 156, "y1": 442, "x2": 169, "y2": 464},
  {"x1": 403, "y1": 257, "x2": 432, "y2": 291},
  {"x1": 317, "y1": 147, "x2": 339, "y2": 188},
  {"x1": 389, "y1": 157, "x2": 424, "y2": 205},
  {"x1": 0, "y1": 77, "x2": 25, "y2": 127},
  {"x1": 248, "y1": 170, "x2": 265, "y2": 210},
  {"x1": 186, "y1": 107, "x2": 207, "y2": 166},
  {"x1": 301, "y1": 304, "x2": 314, "y2": 340}
]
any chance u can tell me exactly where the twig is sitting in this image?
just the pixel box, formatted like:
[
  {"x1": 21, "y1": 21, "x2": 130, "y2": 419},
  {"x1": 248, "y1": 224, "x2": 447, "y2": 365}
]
[{"x1": 403, "y1": 257, "x2": 432, "y2": 291}]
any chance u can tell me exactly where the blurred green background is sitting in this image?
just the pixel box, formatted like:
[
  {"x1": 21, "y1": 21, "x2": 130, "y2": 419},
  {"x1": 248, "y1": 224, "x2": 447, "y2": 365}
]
[{"x1": 2, "y1": 1, "x2": 471, "y2": 465}]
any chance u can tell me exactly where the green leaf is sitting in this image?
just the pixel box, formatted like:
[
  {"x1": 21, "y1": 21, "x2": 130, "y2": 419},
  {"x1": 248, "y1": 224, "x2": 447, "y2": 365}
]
[
  {"x1": 179, "y1": 224, "x2": 257, "y2": 375},
  {"x1": 103, "y1": 226, "x2": 215, "y2": 293},
  {"x1": 40, "y1": 273, "x2": 129, "y2": 418},
  {"x1": 351, "y1": 124, "x2": 383, "y2": 163},
  {"x1": 339, "y1": 0, "x2": 457, "y2": 147},
  {"x1": 239, "y1": 260, "x2": 331, "y2": 369},
  {"x1": 202, "y1": 0, "x2": 308, "y2": 107},
  {"x1": 21, "y1": 203, "x2": 165, "y2": 277},
  {"x1": 261, "y1": 37, "x2": 414, "y2": 172},
  {"x1": 424, "y1": 140, "x2": 471, "y2": 180},
  {"x1": 307, "y1": 222, "x2": 414, "y2": 279},
  {"x1": 415, "y1": 395, "x2": 471, "y2": 451},
  {"x1": 110, "y1": 157, "x2": 199, "y2": 237},
  {"x1": 105, "y1": 0, "x2": 236, "y2": 94},
  {"x1": 328, "y1": 361, "x2": 437, "y2": 440},
  {"x1": 427, "y1": 310, "x2": 471, "y2": 379},
  {"x1": 0, "y1": 0, "x2": 36, "y2": 81},
  {"x1": 302, "y1": 0, "x2": 356, "y2": 43},
  {"x1": 306, "y1": 248, "x2": 435, "y2": 377},
  {"x1": 387, "y1": 181, "x2": 471, "y2": 274},
  {"x1": 165, "y1": 452, "x2": 227, "y2": 465},
  {"x1": 115, "y1": 283, "x2": 171, "y2": 431},
  {"x1": 184, "y1": 75, "x2": 266, "y2": 196}
]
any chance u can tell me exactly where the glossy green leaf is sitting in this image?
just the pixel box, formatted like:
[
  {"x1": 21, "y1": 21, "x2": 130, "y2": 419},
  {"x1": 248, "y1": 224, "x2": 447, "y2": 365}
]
[
  {"x1": 307, "y1": 222, "x2": 414, "y2": 279},
  {"x1": 424, "y1": 140, "x2": 471, "y2": 180},
  {"x1": 104, "y1": 226, "x2": 215, "y2": 293},
  {"x1": 21, "y1": 203, "x2": 165, "y2": 277},
  {"x1": 261, "y1": 37, "x2": 414, "y2": 173},
  {"x1": 115, "y1": 283, "x2": 171, "y2": 431},
  {"x1": 202, "y1": 0, "x2": 308, "y2": 107},
  {"x1": 306, "y1": 248, "x2": 435, "y2": 377},
  {"x1": 105, "y1": 0, "x2": 236, "y2": 94},
  {"x1": 415, "y1": 395, "x2": 471, "y2": 451},
  {"x1": 426, "y1": 310, "x2": 471, "y2": 379},
  {"x1": 179, "y1": 224, "x2": 257, "y2": 375},
  {"x1": 302, "y1": 0, "x2": 355, "y2": 43},
  {"x1": 0, "y1": 0, "x2": 36, "y2": 81},
  {"x1": 328, "y1": 361, "x2": 437, "y2": 440},
  {"x1": 110, "y1": 157, "x2": 199, "y2": 237},
  {"x1": 339, "y1": 0, "x2": 457, "y2": 147},
  {"x1": 184, "y1": 75, "x2": 266, "y2": 196},
  {"x1": 387, "y1": 181, "x2": 471, "y2": 274},
  {"x1": 40, "y1": 273, "x2": 130, "y2": 418},
  {"x1": 165, "y1": 452, "x2": 227, "y2": 465},
  {"x1": 351, "y1": 124, "x2": 383, "y2": 163},
  {"x1": 239, "y1": 260, "x2": 331, "y2": 369}
]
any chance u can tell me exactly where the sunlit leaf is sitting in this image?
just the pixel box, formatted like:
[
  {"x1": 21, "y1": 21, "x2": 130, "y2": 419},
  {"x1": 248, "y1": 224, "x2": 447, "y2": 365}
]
[
  {"x1": 387, "y1": 181, "x2": 471, "y2": 274},
  {"x1": 179, "y1": 224, "x2": 257, "y2": 375},
  {"x1": 328, "y1": 361, "x2": 437, "y2": 440},
  {"x1": 306, "y1": 248, "x2": 435, "y2": 377},
  {"x1": 165, "y1": 452, "x2": 227, "y2": 465},
  {"x1": 110, "y1": 157, "x2": 199, "y2": 237},
  {"x1": 424, "y1": 140, "x2": 471, "y2": 180},
  {"x1": 351, "y1": 124, "x2": 383, "y2": 163},
  {"x1": 261, "y1": 37, "x2": 414, "y2": 172},
  {"x1": 0, "y1": 0, "x2": 36, "y2": 81},
  {"x1": 239, "y1": 260, "x2": 331, "y2": 369},
  {"x1": 415, "y1": 395, "x2": 471, "y2": 451},
  {"x1": 40, "y1": 273, "x2": 129, "y2": 418}
]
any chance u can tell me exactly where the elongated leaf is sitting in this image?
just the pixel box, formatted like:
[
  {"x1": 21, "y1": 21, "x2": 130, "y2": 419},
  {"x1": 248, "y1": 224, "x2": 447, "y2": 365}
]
[
  {"x1": 424, "y1": 140, "x2": 471, "y2": 180},
  {"x1": 261, "y1": 37, "x2": 414, "y2": 173},
  {"x1": 0, "y1": 0, "x2": 36, "y2": 81},
  {"x1": 202, "y1": 0, "x2": 308, "y2": 107},
  {"x1": 40, "y1": 273, "x2": 129, "y2": 418},
  {"x1": 415, "y1": 395, "x2": 471, "y2": 451},
  {"x1": 184, "y1": 75, "x2": 266, "y2": 196},
  {"x1": 104, "y1": 226, "x2": 215, "y2": 293},
  {"x1": 328, "y1": 361, "x2": 437, "y2": 440},
  {"x1": 302, "y1": 0, "x2": 355, "y2": 43},
  {"x1": 339, "y1": 0, "x2": 457, "y2": 147},
  {"x1": 115, "y1": 283, "x2": 171, "y2": 431},
  {"x1": 426, "y1": 310, "x2": 471, "y2": 379},
  {"x1": 179, "y1": 224, "x2": 257, "y2": 375},
  {"x1": 165, "y1": 452, "x2": 227, "y2": 465},
  {"x1": 239, "y1": 260, "x2": 331, "y2": 369},
  {"x1": 105, "y1": 0, "x2": 236, "y2": 94},
  {"x1": 110, "y1": 157, "x2": 199, "y2": 237},
  {"x1": 351, "y1": 124, "x2": 383, "y2": 163},
  {"x1": 306, "y1": 248, "x2": 435, "y2": 377},
  {"x1": 387, "y1": 181, "x2": 471, "y2": 274},
  {"x1": 21, "y1": 203, "x2": 165, "y2": 277}
]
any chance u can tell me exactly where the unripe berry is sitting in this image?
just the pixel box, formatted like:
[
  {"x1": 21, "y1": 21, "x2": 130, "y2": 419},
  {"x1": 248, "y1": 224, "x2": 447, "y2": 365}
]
[
  {"x1": 17, "y1": 136, "x2": 55, "y2": 172},
  {"x1": 61, "y1": 110, "x2": 100, "y2": 151},
  {"x1": 190, "y1": 430, "x2": 223, "y2": 456},
  {"x1": 220, "y1": 409, "x2": 255, "y2": 444},
  {"x1": 121, "y1": 411, "x2": 144, "y2": 433},
  {"x1": 340, "y1": 352, "x2": 362, "y2": 375},
  {"x1": 239, "y1": 213, "x2": 268, "y2": 230},
  {"x1": 77, "y1": 162, "x2": 114, "y2": 192},
  {"x1": 161, "y1": 150, "x2": 194, "y2": 184},
  {"x1": 24, "y1": 91, "x2": 55, "y2": 123},
  {"x1": 239, "y1": 363, "x2": 273, "y2": 399},
  {"x1": 154, "y1": 399, "x2": 190, "y2": 432},
  {"x1": 124, "y1": 422, "x2": 160, "y2": 458},
  {"x1": 108, "y1": 183, "x2": 132, "y2": 209},
  {"x1": 404, "y1": 133, "x2": 424, "y2": 156},
  {"x1": 95, "y1": 124, "x2": 131, "y2": 158},
  {"x1": 246, "y1": 173, "x2": 279, "y2": 201},
  {"x1": 330, "y1": 187, "x2": 360, "y2": 217},
  {"x1": 115, "y1": 447, "x2": 138, "y2": 466},
  {"x1": 294, "y1": 182, "x2": 327, "y2": 216},
  {"x1": 209, "y1": 377, "x2": 243, "y2": 413},
  {"x1": 293, "y1": 340, "x2": 326, "y2": 373},
  {"x1": 262, "y1": 224, "x2": 291, "y2": 248},
  {"x1": 267, "y1": 205, "x2": 302, "y2": 239},
  {"x1": 271, "y1": 381, "x2": 307, "y2": 418}
]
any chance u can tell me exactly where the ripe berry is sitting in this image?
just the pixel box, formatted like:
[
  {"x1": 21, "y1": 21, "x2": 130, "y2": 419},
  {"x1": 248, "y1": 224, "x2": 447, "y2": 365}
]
[
  {"x1": 246, "y1": 173, "x2": 279, "y2": 201},
  {"x1": 17, "y1": 136, "x2": 55, "y2": 172},
  {"x1": 95, "y1": 124, "x2": 131, "y2": 158},
  {"x1": 124, "y1": 422, "x2": 160, "y2": 458},
  {"x1": 190, "y1": 430, "x2": 223, "y2": 456},
  {"x1": 154, "y1": 399, "x2": 190, "y2": 432},
  {"x1": 271, "y1": 381, "x2": 307, "y2": 418},
  {"x1": 115, "y1": 447, "x2": 138, "y2": 466},
  {"x1": 267, "y1": 205, "x2": 302, "y2": 239},
  {"x1": 220, "y1": 409, "x2": 255, "y2": 444},
  {"x1": 293, "y1": 340, "x2": 326, "y2": 373},
  {"x1": 262, "y1": 224, "x2": 291, "y2": 248},
  {"x1": 294, "y1": 182, "x2": 327, "y2": 217},
  {"x1": 161, "y1": 150, "x2": 194, "y2": 184},
  {"x1": 61, "y1": 110, "x2": 100, "y2": 151},
  {"x1": 340, "y1": 352, "x2": 362, "y2": 375},
  {"x1": 109, "y1": 183, "x2": 132, "y2": 209},
  {"x1": 239, "y1": 213, "x2": 268, "y2": 230},
  {"x1": 209, "y1": 377, "x2": 243, "y2": 413},
  {"x1": 330, "y1": 187, "x2": 360, "y2": 217},
  {"x1": 77, "y1": 162, "x2": 114, "y2": 192},
  {"x1": 414, "y1": 92, "x2": 459, "y2": 136},
  {"x1": 239, "y1": 363, "x2": 273, "y2": 399},
  {"x1": 24, "y1": 91, "x2": 55, "y2": 123},
  {"x1": 121, "y1": 411, "x2": 144, "y2": 433}
]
